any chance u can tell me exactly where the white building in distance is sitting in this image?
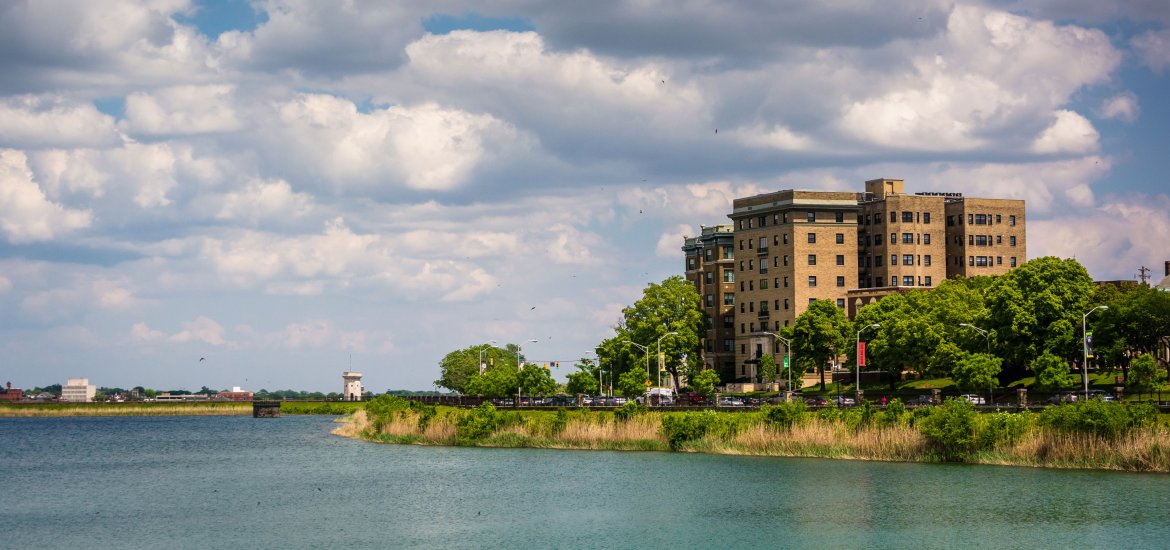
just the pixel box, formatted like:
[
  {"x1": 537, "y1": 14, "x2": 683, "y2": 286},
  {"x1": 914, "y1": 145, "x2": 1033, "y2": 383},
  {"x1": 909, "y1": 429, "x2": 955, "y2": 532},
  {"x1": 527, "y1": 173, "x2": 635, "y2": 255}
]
[
  {"x1": 343, "y1": 371, "x2": 363, "y2": 401},
  {"x1": 61, "y1": 378, "x2": 96, "y2": 402}
]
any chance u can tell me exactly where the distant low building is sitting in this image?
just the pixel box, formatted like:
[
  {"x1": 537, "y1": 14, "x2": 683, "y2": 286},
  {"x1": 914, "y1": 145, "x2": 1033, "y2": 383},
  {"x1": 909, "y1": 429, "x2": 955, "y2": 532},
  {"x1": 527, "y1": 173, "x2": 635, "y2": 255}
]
[
  {"x1": 61, "y1": 378, "x2": 96, "y2": 403},
  {"x1": 1156, "y1": 261, "x2": 1170, "y2": 292},
  {"x1": 216, "y1": 386, "x2": 254, "y2": 401},
  {"x1": 0, "y1": 382, "x2": 22, "y2": 402}
]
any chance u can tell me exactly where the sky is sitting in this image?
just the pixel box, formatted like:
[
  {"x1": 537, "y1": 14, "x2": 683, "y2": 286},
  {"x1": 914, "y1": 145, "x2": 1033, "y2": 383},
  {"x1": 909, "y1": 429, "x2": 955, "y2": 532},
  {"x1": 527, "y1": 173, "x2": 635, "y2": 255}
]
[{"x1": 1, "y1": 0, "x2": 1168, "y2": 393}]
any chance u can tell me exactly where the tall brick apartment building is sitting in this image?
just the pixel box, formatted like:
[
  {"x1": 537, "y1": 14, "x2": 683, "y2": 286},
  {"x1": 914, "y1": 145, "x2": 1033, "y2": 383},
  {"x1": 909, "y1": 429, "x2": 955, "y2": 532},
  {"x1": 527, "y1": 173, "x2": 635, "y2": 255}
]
[{"x1": 684, "y1": 178, "x2": 1026, "y2": 383}]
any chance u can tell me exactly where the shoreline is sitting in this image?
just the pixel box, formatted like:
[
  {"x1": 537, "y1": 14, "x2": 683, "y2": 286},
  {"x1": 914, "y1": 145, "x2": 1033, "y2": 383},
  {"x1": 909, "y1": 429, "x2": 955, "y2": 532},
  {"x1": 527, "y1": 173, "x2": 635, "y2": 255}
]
[{"x1": 336, "y1": 399, "x2": 1170, "y2": 473}]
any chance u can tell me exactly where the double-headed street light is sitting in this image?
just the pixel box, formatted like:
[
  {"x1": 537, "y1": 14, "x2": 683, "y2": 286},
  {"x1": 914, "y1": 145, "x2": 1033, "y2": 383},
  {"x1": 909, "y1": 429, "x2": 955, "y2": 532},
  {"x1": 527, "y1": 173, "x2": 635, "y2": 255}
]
[
  {"x1": 656, "y1": 332, "x2": 678, "y2": 387},
  {"x1": 856, "y1": 324, "x2": 880, "y2": 404},
  {"x1": 762, "y1": 332, "x2": 792, "y2": 400},
  {"x1": 960, "y1": 324, "x2": 992, "y2": 405},
  {"x1": 625, "y1": 340, "x2": 650, "y2": 379},
  {"x1": 479, "y1": 339, "x2": 498, "y2": 374},
  {"x1": 1082, "y1": 306, "x2": 1108, "y2": 401}
]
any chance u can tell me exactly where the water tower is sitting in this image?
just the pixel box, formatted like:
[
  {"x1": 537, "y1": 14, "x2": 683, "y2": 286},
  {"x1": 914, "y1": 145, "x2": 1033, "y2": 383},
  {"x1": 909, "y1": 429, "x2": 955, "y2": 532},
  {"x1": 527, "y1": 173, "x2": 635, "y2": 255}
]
[{"x1": 342, "y1": 371, "x2": 363, "y2": 401}]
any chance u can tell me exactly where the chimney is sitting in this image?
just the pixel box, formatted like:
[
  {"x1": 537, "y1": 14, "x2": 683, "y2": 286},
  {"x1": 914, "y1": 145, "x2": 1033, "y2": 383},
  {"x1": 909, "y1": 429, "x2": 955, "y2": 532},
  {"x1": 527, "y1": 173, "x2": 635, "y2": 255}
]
[{"x1": 1165, "y1": 261, "x2": 1170, "y2": 277}]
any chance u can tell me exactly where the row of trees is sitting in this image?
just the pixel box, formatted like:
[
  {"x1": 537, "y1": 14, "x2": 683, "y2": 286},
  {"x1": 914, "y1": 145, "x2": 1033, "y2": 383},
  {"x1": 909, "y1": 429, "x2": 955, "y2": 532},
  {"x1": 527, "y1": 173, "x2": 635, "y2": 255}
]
[{"x1": 437, "y1": 257, "x2": 1169, "y2": 398}]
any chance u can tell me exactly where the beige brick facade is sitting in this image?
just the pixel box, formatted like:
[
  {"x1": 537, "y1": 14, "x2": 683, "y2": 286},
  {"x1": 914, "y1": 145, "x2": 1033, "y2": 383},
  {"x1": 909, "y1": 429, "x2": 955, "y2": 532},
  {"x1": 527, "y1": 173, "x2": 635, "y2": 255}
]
[{"x1": 691, "y1": 178, "x2": 1028, "y2": 383}]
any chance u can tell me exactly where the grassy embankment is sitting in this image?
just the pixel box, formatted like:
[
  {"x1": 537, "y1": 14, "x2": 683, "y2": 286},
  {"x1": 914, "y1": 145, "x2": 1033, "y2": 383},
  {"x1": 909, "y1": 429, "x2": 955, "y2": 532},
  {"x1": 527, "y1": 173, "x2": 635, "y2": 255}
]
[
  {"x1": 338, "y1": 396, "x2": 1170, "y2": 472},
  {"x1": 0, "y1": 400, "x2": 365, "y2": 417}
]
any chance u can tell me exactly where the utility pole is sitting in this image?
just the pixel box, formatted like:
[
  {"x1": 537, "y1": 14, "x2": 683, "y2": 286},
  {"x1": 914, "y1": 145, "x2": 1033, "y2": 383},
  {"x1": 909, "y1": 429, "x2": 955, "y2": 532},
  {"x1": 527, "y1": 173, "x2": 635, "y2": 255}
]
[{"x1": 1138, "y1": 265, "x2": 1150, "y2": 285}]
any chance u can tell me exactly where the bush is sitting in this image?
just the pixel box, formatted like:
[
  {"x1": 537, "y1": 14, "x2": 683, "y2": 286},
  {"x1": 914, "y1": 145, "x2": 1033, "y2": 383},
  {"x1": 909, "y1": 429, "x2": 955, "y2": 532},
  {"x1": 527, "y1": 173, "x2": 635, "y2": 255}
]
[
  {"x1": 917, "y1": 398, "x2": 978, "y2": 462},
  {"x1": 1038, "y1": 400, "x2": 1155, "y2": 439},
  {"x1": 760, "y1": 401, "x2": 808, "y2": 430},
  {"x1": 614, "y1": 401, "x2": 649, "y2": 422},
  {"x1": 661, "y1": 411, "x2": 718, "y2": 450},
  {"x1": 977, "y1": 412, "x2": 1032, "y2": 449},
  {"x1": 876, "y1": 398, "x2": 906, "y2": 427},
  {"x1": 456, "y1": 403, "x2": 522, "y2": 444}
]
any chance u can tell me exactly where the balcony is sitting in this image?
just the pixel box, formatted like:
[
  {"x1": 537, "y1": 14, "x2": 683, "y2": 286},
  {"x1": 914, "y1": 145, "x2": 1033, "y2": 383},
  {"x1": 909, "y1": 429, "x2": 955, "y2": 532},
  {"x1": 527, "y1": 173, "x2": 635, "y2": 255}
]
[
  {"x1": 757, "y1": 247, "x2": 769, "y2": 255},
  {"x1": 758, "y1": 310, "x2": 770, "y2": 318}
]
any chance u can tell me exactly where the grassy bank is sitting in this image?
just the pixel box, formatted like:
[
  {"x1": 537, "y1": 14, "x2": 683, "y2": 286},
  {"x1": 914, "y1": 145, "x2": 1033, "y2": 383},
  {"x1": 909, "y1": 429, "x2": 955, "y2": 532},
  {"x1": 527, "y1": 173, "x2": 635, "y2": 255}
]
[
  {"x1": 0, "y1": 402, "x2": 251, "y2": 417},
  {"x1": 337, "y1": 396, "x2": 1170, "y2": 472}
]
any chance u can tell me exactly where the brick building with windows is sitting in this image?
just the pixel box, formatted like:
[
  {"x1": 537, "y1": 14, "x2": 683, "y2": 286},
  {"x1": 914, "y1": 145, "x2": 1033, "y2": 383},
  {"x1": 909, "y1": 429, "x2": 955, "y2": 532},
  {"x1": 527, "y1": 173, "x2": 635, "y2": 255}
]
[
  {"x1": 682, "y1": 225, "x2": 737, "y2": 382},
  {"x1": 686, "y1": 178, "x2": 1027, "y2": 384}
]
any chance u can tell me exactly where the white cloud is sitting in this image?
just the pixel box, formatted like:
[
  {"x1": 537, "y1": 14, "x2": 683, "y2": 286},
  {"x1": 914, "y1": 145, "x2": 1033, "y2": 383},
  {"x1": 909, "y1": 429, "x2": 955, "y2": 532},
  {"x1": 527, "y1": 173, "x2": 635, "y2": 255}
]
[
  {"x1": 1031, "y1": 110, "x2": 1099, "y2": 154},
  {"x1": 20, "y1": 276, "x2": 136, "y2": 322},
  {"x1": 921, "y1": 155, "x2": 1109, "y2": 213},
  {"x1": 216, "y1": 178, "x2": 313, "y2": 225},
  {"x1": 130, "y1": 322, "x2": 165, "y2": 342},
  {"x1": 0, "y1": 274, "x2": 11, "y2": 293},
  {"x1": 0, "y1": 96, "x2": 120, "y2": 148},
  {"x1": 121, "y1": 85, "x2": 243, "y2": 136},
  {"x1": 1131, "y1": 29, "x2": 1170, "y2": 73},
  {"x1": 657, "y1": 224, "x2": 695, "y2": 258},
  {"x1": 263, "y1": 94, "x2": 528, "y2": 191},
  {"x1": 1098, "y1": 92, "x2": 1139, "y2": 123},
  {"x1": 1029, "y1": 194, "x2": 1170, "y2": 280},
  {"x1": 0, "y1": 149, "x2": 92, "y2": 243},
  {"x1": 170, "y1": 315, "x2": 226, "y2": 345}
]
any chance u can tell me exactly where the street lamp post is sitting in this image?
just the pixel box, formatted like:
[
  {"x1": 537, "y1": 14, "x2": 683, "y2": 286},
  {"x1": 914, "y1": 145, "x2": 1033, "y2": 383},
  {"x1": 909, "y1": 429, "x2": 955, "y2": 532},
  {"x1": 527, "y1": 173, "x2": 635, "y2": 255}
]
[
  {"x1": 625, "y1": 340, "x2": 650, "y2": 380},
  {"x1": 1082, "y1": 306, "x2": 1108, "y2": 401},
  {"x1": 656, "y1": 332, "x2": 679, "y2": 388},
  {"x1": 856, "y1": 324, "x2": 880, "y2": 405},
  {"x1": 479, "y1": 340, "x2": 498, "y2": 374},
  {"x1": 960, "y1": 324, "x2": 992, "y2": 406},
  {"x1": 762, "y1": 332, "x2": 792, "y2": 400},
  {"x1": 516, "y1": 339, "x2": 538, "y2": 406}
]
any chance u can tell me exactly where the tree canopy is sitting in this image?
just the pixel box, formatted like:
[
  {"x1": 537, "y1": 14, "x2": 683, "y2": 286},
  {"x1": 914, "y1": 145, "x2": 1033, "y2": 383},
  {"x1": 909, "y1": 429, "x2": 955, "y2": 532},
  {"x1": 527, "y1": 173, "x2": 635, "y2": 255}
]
[
  {"x1": 790, "y1": 299, "x2": 851, "y2": 390},
  {"x1": 598, "y1": 276, "x2": 704, "y2": 391}
]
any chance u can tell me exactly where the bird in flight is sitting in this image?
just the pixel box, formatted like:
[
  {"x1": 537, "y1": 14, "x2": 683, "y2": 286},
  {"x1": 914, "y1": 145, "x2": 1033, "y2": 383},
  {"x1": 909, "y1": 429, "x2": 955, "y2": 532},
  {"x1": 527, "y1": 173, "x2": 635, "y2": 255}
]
[{"x1": 199, "y1": 357, "x2": 206, "y2": 362}]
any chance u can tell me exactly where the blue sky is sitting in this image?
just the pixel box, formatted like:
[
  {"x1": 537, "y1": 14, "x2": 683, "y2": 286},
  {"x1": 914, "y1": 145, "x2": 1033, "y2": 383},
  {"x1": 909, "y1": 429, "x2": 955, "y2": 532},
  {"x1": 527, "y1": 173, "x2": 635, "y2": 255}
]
[{"x1": 0, "y1": 0, "x2": 1168, "y2": 392}]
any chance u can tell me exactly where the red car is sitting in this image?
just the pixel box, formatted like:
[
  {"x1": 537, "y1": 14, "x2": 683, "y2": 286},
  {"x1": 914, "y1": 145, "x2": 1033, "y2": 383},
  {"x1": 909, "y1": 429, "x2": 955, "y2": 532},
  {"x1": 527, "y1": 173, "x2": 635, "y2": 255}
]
[{"x1": 679, "y1": 391, "x2": 709, "y2": 406}]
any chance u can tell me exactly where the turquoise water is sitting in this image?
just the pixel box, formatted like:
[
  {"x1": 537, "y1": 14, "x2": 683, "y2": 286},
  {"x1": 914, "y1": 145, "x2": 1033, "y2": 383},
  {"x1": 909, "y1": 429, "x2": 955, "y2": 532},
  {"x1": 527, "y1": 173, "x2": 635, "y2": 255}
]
[{"x1": 3, "y1": 416, "x2": 1169, "y2": 548}]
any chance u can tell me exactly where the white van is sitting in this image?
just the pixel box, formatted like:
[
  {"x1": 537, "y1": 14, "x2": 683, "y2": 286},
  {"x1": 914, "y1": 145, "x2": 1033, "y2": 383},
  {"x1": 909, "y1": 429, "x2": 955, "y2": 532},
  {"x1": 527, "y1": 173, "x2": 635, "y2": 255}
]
[{"x1": 642, "y1": 386, "x2": 675, "y2": 405}]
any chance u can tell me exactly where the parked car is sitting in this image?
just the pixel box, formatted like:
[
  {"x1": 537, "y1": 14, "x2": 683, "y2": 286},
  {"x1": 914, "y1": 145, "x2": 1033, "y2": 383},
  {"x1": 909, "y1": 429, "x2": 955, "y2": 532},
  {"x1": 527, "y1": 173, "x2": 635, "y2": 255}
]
[
  {"x1": 907, "y1": 395, "x2": 935, "y2": 406},
  {"x1": 833, "y1": 396, "x2": 856, "y2": 407},
  {"x1": 959, "y1": 394, "x2": 986, "y2": 405},
  {"x1": 1087, "y1": 390, "x2": 1117, "y2": 402},
  {"x1": 679, "y1": 392, "x2": 709, "y2": 406},
  {"x1": 718, "y1": 396, "x2": 745, "y2": 407},
  {"x1": 804, "y1": 396, "x2": 827, "y2": 407},
  {"x1": 1046, "y1": 391, "x2": 1076, "y2": 404}
]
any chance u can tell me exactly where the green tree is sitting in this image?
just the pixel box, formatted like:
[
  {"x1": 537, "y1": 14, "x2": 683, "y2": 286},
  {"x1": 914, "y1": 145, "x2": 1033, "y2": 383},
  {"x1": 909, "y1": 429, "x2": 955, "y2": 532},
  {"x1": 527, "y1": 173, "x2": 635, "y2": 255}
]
[
  {"x1": 565, "y1": 360, "x2": 601, "y2": 396},
  {"x1": 691, "y1": 369, "x2": 721, "y2": 397},
  {"x1": 1128, "y1": 353, "x2": 1168, "y2": 393},
  {"x1": 618, "y1": 276, "x2": 704, "y2": 389},
  {"x1": 951, "y1": 353, "x2": 1002, "y2": 392},
  {"x1": 758, "y1": 353, "x2": 777, "y2": 385},
  {"x1": 436, "y1": 344, "x2": 516, "y2": 394},
  {"x1": 985, "y1": 257, "x2": 1095, "y2": 377},
  {"x1": 791, "y1": 299, "x2": 851, "y2": 390},
  {"x1": 1094, "y1": 285, "x2": 1170, "y2": 379},
  {"x1": 617, "y1": 368, "x2": 650, "y2": 398},
  {"x1": 1031, "y1": 352, "x2": 1074, "y2": 392},
  {"x1": 517, "y1": 363, "x2": 557, "y2": 398},
  {"x1": 465, "y1": 365, "x2": 517, "y2": 398}
]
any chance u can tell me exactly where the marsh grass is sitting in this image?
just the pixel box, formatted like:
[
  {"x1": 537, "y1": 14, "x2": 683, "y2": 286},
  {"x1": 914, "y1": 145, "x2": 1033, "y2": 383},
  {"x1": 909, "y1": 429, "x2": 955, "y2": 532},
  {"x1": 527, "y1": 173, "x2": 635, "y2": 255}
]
[{"x1": 339, "y1": 401, "x2": 1170, "y2": 472}]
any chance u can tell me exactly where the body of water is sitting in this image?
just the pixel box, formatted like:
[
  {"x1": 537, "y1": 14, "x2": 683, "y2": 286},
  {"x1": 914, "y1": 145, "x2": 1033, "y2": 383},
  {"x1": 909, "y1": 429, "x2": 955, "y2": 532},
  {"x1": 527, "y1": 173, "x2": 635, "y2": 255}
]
[{"x1": 3, "y1": 415, "x2": 1169, "y2": 548}]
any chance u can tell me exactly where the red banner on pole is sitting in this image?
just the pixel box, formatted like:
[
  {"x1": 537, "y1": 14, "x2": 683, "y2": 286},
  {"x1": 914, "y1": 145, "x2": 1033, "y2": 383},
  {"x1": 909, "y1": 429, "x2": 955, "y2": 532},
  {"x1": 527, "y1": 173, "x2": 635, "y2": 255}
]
[{"x1": 858, "y1": 341, "x2": 866, "y2": 367}]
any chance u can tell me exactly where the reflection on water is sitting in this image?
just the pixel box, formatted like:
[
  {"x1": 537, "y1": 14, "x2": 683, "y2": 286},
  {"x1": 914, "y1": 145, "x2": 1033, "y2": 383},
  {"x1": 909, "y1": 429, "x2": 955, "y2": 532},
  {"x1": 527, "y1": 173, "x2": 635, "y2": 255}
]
[{"x1": 3, "y1": 416, "x2": 1169, "y2": 548}]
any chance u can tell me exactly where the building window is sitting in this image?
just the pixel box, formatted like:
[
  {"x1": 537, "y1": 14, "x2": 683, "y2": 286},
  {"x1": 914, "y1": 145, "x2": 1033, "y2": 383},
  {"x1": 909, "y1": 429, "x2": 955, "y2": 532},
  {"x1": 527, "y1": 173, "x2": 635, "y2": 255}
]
[
  {"x1": 947, "y1": 215, "x2": 955, "y2": 226},
  {"x1": 724, "y1": 293, "x2": 735, "y2": 305},
  {"x1": 1010, "y1": 257, "x2": 1017, "y2": 267},
  {"x1": 705, "y1": 249, "x2": 713, "y2": 261},
  {"x1": 740, "y1": 323, "x2": 745, "y2": 334},
  {"x1": 759, "y1": 215, "x2": 767, "y2": 228},
  {"x1": 837, "y1": 298, "x2": 846, "y2": 308},
  {"x1": 837, "y1": 276, "x2": 845, "y2": 287},
  {"x1": 891, "y1": 254, "x2": 898, "y2": 266},
  {"x1": 924, "y1": 276, "x2": 932, "y2": 286},
  {"x1": 1010, "y1": 236, "x2": 1017, "y2": 246},
  {"x1": 996, "y1": 235, "x2": 1003, "y2": 245},
  {"x1": 836, "y1": 233, "x2": 845, "y2": 244},
  {"x1": 705, "y1": 294, "x2": 714, "y2": 307},
  {"x1": 722, "y1": 245, "x2": 733, "y2": 259},
  {"x1": 903, "y1": 275, "x2": 914, "y2": 286},
  {"x1": 783, "y1": 233, "x2": 789, "y2": 245},
  {"x1": 1009, "y1": 215, "x2": 1017, "y2": 226},
  {"x1": 759, "y1": 237, "x2": 767, "y2": 249},
  {"x1": 749, "y1": 218, "x2": 754, "y2": 229},
  {"x1": 974, "y1": 214, "x2": 988, "y2": 225},
  {"x1": 760, "y1": 278, "x2": 769, "y2": 290},
  {"x1": 724, "y1": 270, "x2": 734, "y2": 283},
  {"x1": 749, "y1": 281, "x2": 754, "y2": 291},
  {"x1": 783, "y1": 276, "x2": 789, "y2": 288},
  {"x1": 923, "y1": 233, "x2": 931, "y2": 245},
  {"x1": 807, "y1": 233, "x2": 816, "y2": 244},
  {"x1": 809, "y1": 298, "x2": 817, "y2": 305},
  {"x1": 890, "y1": 232, "x2": 896, "y2": 244},
  {"x1": 704, "y1": 272, "x2": 713, "y2": 284},
  {"x1": 903, "y1": 254, "x2": 914, "y2": 265},
  {"x1": 890, "y1": 212, "x2": 896, "y2": 223},
  {"x1": 724, "y1": 316, "x2": 734, "y2": 328},
  {"x1": 687, "y1": 258, "x2": 695, "y2": 269},
  {"x1": 975, "y1": 235, "x2": 988, "y2": 246},
  {"x1": 783, "y1": 255, "x2": 789, "y2": 266},
  {"x1": 808, "y1": 276, "x2": 817, "y2": 287},
  {"x1": 808, "y1": 254, "x2": 817, "y2": 266},
  {"x1": 969, "y1": 256, "x2": 975, "y2": 266},
  {"x1": 924, "y1": 212, "x2": 931, "y2": 224},
  {"x1": 773, "y1": 235, "x2": 779, "y2": 246},
  {"x1": 924, "y1": 255, "x2": 932, "y2": 266},
  {"x1": 748, "y1": 259, "x2": 754, "y2": 270},
  {"x1": 836, "y1": 254, "x2": 845, "y2": 266},
  {"x1": 807, "y1": 211, "x2": 816, "y2": 222},
  {"x1": 875, "y1": 255, "x2": 883, "y2": 267},
  {"x1": 784, "y1": 299, "x2": 789, "y2": 310},
  {"x1": 836, "y1": 211, "x2": 844, "y2": 223},
  {"x1": 902, "y1": 232, "x2": 914, "y2": 243},
  {"x1": 759, "y1": 300, "x2": 768, "y2": 313},
  {"x1": 902, "y1": 211, "x2": 913, "y2": 222}
]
